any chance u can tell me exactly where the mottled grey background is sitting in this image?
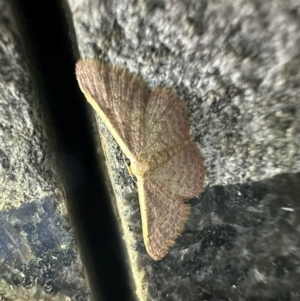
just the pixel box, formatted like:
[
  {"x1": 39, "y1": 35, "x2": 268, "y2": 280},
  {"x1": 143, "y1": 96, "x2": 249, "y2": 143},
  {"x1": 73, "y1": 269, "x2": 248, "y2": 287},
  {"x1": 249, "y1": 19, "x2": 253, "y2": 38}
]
[{"x1": 68, "y1": 0, "x2": 300, "y2": 300}]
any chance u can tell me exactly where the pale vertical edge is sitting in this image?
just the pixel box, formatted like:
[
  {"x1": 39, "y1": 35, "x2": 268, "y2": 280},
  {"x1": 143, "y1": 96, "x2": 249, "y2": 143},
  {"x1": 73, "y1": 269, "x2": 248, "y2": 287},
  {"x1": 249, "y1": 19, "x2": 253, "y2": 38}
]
[
  {"x1": 136, "y1": 179, "x2": 149, "y2": 257},
  {"x1": 95, "y1": 121, "x2": 149, "y2": 301}
]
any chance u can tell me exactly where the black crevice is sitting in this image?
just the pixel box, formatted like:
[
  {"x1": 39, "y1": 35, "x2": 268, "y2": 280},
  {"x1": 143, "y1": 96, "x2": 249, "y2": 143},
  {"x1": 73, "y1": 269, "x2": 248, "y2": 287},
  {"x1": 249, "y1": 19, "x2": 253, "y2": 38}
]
[{"x1": 10, "y1": 0, "x2": 134, "y2": 300}]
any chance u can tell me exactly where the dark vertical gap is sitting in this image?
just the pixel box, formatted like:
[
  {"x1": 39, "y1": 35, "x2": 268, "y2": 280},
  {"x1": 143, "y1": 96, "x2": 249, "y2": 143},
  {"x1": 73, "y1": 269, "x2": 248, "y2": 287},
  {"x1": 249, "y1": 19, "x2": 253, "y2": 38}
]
[{"x1": 10, "y1": 0, "x2": 134, "y2": 300}]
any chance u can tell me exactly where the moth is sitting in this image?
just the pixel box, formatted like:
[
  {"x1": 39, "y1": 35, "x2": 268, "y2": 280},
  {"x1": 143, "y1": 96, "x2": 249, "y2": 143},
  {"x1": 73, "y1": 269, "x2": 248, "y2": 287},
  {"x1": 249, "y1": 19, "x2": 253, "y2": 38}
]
[{"x1": 75, "y1": 60, "x2": 205, "y2": 260}]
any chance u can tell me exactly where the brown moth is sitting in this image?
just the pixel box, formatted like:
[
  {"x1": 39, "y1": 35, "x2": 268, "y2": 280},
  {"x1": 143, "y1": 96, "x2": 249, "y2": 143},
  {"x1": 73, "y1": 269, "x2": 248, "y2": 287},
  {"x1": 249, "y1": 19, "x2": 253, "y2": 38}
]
[{"x1": 75, "y1": 60, "x2": 205, "y2": 260}]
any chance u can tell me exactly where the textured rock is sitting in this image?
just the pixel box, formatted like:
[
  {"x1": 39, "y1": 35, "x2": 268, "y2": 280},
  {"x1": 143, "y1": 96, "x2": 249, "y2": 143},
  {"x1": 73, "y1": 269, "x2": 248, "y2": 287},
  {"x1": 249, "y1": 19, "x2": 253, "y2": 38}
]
[
  {"x1": 0, "y1": 1, "x2": 91, "y2": 300},
  {"x1": 68, "y1": 0, "x2": 300, "y2": 300}
]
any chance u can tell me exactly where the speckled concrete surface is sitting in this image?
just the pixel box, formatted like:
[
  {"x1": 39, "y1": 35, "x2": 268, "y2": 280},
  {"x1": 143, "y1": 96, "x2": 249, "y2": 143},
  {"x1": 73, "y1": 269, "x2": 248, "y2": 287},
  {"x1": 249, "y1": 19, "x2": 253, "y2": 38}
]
[{"x1": 75, "y1": 0, "x2": 300, "y2": 300}]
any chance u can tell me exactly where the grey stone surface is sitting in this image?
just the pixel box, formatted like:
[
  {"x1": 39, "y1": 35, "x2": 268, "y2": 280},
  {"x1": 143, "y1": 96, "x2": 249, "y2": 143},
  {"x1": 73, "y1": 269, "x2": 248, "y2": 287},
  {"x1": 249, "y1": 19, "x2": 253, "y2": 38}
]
[
  {"x1": 68, "y1": 0, "x2": 300, "y2": 300},
  {"x1": 0, "y1": 1, "x2": 91, "y2": 300}
]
